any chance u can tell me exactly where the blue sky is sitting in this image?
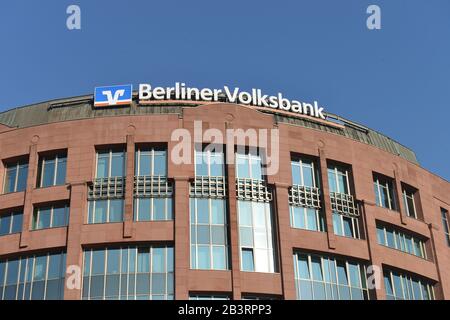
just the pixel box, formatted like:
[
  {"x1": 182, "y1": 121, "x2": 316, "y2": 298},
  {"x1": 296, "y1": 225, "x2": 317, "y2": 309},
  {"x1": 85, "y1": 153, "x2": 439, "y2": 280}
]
[{"x1": 0, "y1": 0, "x2": 449, "y2": 180}]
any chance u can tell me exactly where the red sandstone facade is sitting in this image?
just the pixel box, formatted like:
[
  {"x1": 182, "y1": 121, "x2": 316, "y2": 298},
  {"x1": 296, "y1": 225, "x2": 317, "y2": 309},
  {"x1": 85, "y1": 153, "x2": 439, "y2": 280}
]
[{"x1": 0, "y1": 102, "x2": 449, "y2": 300}]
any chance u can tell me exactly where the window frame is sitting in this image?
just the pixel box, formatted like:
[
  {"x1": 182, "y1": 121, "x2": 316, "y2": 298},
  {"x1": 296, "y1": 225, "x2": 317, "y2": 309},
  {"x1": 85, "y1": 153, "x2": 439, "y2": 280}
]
[
  {"x1": 441, "y1": 208, "x2": 450, "y2": 247},
  {"x1": 291, "y1": 158, "x2": 318, "y2": 188},
  {"x1": 189, "y1": 198, "x2": 229, "y2": 271},
  {"x1": 37, "y1": 153, "x2": 67, "y2": 188},
  {"x1": 194, "y1": 149, "x2": 225, "y2": 177},
  {"x1": 95, "y1": 149, "x2": 126, "y2": 178},
  {"x1": 237, "y1": 200, "x2": 276, "y2": 273},
  {"x1": 328, "y1": 165, "x2": 351, "y2": 195},
  {"x1": 32, "y1": 204, "x2": 70, "y2": 230},
  {"x1": 135, "y1": 147, "x2": 167, "y2": 177},
  {"x1": 376, "y1": 224, "x2": 427, "y2": 259},
  {"x1": 235, "y1": 151, "x2": 264, "y2": 180},
  {"x1": 87, "y1": 199, "x2": 124, "y2": 224},
  {"x1": 3, "y1": 160, "x2": 28, "y2": 194},
  {"x1": 402, "y1": 188, "x2": 418, "y2": 219}
]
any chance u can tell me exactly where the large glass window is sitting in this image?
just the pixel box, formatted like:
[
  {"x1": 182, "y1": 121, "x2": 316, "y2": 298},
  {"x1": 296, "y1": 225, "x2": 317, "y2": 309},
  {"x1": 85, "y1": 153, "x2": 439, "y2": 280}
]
[
  {"x1": 37, "y1": 153, "x2": 67, "y2": 188},
  {"x1": 195, "y1": 148, "x2": 224, "y2": 177},
  {"x1": 383, "y1": 269, "x2": 434, "y2": 300},
  {"x1": 32, "y1": 203, "x2": 70, "y2": 230},
  {"x1": 328, "y1": 165, "x2": 359, "y2": 239},
  {"x1": 134, "y1": 147, "x2": 172, "y2": 221},
  {"x1": 96, "y1": 149, "x2": 125, "y2": 178},
  {"x1": 332, "y1": 213, "x2": 360, "y2": 239},
  {"x1": 88, "y1": 199, "x2": 123, "y2": 224},
  {"x1": 293, "y1": 252, "x2": 369, "y2": 300},
  {"x1": 236, "y1": 151, "x2": 263, "y2": 180},
  {"x1": 4, "y1": 160, "x2": 28, "y2": 194},
  {"x1": 373, "y1": 173, "x2": 396, "y2": 210},
  {"x1": 0, "y1": 210, "x2": 23, "y2": 236},
  {"x1": 0, "y1": 251, "x2": 66, "y2": 300},
  {"x1": 82, "y1": 246, "x2": 173, "y2": 300},
  {"x1": 376, "y1": 224, "x2": 427, "y2": 259},
  {"x1": 190, "y1": 198, "x2": 228, "y2": 270},
  {"x1": 135, "y1": 147, "x2": 166, "y2": 176},
  {"x1": 238, "y1": 200, "x2": 276, "y2": 273},
  {"x1": 441, "y1": 208, "x2": 450, "y2": 247},
  {"x1": 291, "y1": 158, "x2": 317, "y2": 187},
  {"x1": 328, "y1": 166, "x2": 349, "y2": 195},
  {"x1": 402, "y1": 184, "x2": 419, "y2": 219},
  {"x1": 290, "y1": 157, "x2": 324, "y2": 232},
  {"x1": 134, "y1": 198, "x2": 172, "y2": 221}
]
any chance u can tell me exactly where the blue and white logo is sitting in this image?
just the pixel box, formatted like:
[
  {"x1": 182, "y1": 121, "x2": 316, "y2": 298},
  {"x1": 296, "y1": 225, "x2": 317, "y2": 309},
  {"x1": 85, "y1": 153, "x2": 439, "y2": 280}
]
[{"x1": 94, "y1": 84, "x2": 133, "y2": 107}]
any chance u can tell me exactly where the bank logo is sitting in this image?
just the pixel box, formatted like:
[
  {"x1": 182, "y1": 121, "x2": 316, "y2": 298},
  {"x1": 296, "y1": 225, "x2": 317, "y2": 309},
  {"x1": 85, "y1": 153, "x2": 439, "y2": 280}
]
[{"x1": 94, "y1": 84, "x2": 133, "y2": 107}]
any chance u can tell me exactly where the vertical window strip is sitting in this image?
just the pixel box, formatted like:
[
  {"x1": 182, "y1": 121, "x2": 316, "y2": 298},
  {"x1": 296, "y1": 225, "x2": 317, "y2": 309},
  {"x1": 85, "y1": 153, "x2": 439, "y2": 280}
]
[
  {"x1": 190, "y1": 198, "x2": 228, "y2": 270},
  {"x1": 237, "y1": 200, "x2": 275, "y2": 273},
  {"x1": 441, "y1": 208, "x2": 450, "y2": 247}
]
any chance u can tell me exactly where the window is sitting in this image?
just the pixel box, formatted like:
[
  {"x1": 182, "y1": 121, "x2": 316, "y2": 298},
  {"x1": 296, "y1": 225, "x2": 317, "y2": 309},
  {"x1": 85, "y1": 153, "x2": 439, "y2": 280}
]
[
  {"x1": 88, "y1": 199, "x2": 123, "y2": 224},
  {"x1": 89, "y1": 148, "x2": 126, "y2": 224},
  {"x1": 290, "y1": 156, "x2": 324, "y2": 232},
  {"x1": 32, "y1": 203, "x2": 70, "y2": 230},
  {"x1": 0, "y1": 210, "x2": 23, "y2": 236},
  {"x1": 134, "y1": 198, "x2": 172, "y2": 221},
  {"x1": 291, "y1": 157, "x2": 317, "y2": 187},
  {"x1": 383, "y1": 269, "x2": 434, "y2": 300},
  {"x1": 195, "y1": 148, "x2": 224, "y2": 177},
  {"x1": 373, "y1": 173, "x2": 396, "y2": 210},
  {"x1": 37, "y1": 153, "x2": 67, "y2": 188},
  {"x1": 0, "y1": 251, "x2": 66, "y2": 300},
  {"x1": 189, "y1": 294, "x2": 230, "y2": 300},
  {"x1": 134, "y1": 147, "x2": 172, "y2": 221},
  {"x1": 376, "y1": 223, "x2": 427, "y2": 259},
  {"x1": 4, "y1": 160, "x2": 28, "y2": 193},
  {"x1": 290, "y1": 206, "x2": 325, "y2": 232},
  {"x1": 236, "y1": 151, "x2": 263, "y2": 180},
  {"x1": 441, "y1": 208, "x2": 450, "y2": 247},
  {"x1": 328, "y1": 165, "x2": 350, "y2": 195},
  {"x1": 135, "y1": 147, "x2": 166, "y2": 176},
  {"x1": 96, "y1": 149, "x2": 125, "y2": 178},
  {"x1": 402, "y1": 184, "x2": 419, "y2": 219},
  {"x1": 82, "y1": 246, "x2": 173, "y2": 300},
  {"x1": 190, "y1": 198, "x2": 228, "y2": 270},
  {"x1": 293, "y1": 252, "x2": 369, "y2": 300},
  {"x1": 238, "y1": 200, "x2": 276, "y2": 273},
  {"x1": 333, "y1": 213, "x2": 360, "y2": 239},
  {"x1": 328, "y1": 164, "x2": 360, "y2": 239}
]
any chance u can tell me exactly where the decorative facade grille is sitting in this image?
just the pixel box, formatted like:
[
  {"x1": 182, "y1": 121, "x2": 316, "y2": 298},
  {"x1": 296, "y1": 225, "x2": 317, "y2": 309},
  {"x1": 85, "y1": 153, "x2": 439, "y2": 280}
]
[
  {"x1": 88, "y1": 177, "x2": 125, "y2": 200},
  {"x1": 330, "y1": 192, "x2": 359, "y2": 217},
  {"x1": 289, "y1": 185, "x2": 321, "y2": 209},
  {"x1": 236, "y1": 178, "x2": 272, "y2": 202},
  {"x1": 190, "y1": 176, "x2": 226, "y2": 198},
  {"x1": 134, "y1": 175, "x2": 173, "y2": 198}
]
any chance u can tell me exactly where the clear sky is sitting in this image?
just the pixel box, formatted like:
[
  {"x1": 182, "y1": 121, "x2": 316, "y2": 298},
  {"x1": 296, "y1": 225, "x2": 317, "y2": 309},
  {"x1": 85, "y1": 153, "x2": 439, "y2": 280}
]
[{"x1": 0, "y1": 0, "x2": 449, "y2": 180}]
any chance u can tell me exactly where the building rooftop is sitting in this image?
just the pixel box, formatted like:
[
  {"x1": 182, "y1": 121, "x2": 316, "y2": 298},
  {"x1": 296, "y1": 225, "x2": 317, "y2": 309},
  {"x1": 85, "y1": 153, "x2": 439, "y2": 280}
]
[{"x1": 0, "y1": 94, "x2": 419, "y2": 165}]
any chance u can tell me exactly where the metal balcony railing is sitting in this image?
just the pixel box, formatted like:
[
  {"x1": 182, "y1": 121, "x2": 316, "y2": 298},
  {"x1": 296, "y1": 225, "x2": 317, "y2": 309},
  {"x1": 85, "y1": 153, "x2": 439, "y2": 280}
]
[
  {"x1": 289, "y1": 185, "x2": 321, "y2": 209},
  {"x1": 134, "y1": 175, "x2": 173, "y2": 198},
  {"x1": 190, "y1": 176, "x2": 226, "y2": 198},
  {"x1": 330, "y1": 192, "x2": 359, "y2": 217},
  {"x1": 88, "y1": 177, "x2": 125, "y2": 200},
  {"x1": 236, "y1": 178, "x2": 272, "y2": 202}
]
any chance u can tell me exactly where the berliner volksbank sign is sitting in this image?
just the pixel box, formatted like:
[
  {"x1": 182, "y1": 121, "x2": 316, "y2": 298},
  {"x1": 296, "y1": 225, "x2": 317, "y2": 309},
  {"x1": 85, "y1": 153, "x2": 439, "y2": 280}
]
[{"x1": 94, "y1": 83, "x2": 326, "y2": 119}]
